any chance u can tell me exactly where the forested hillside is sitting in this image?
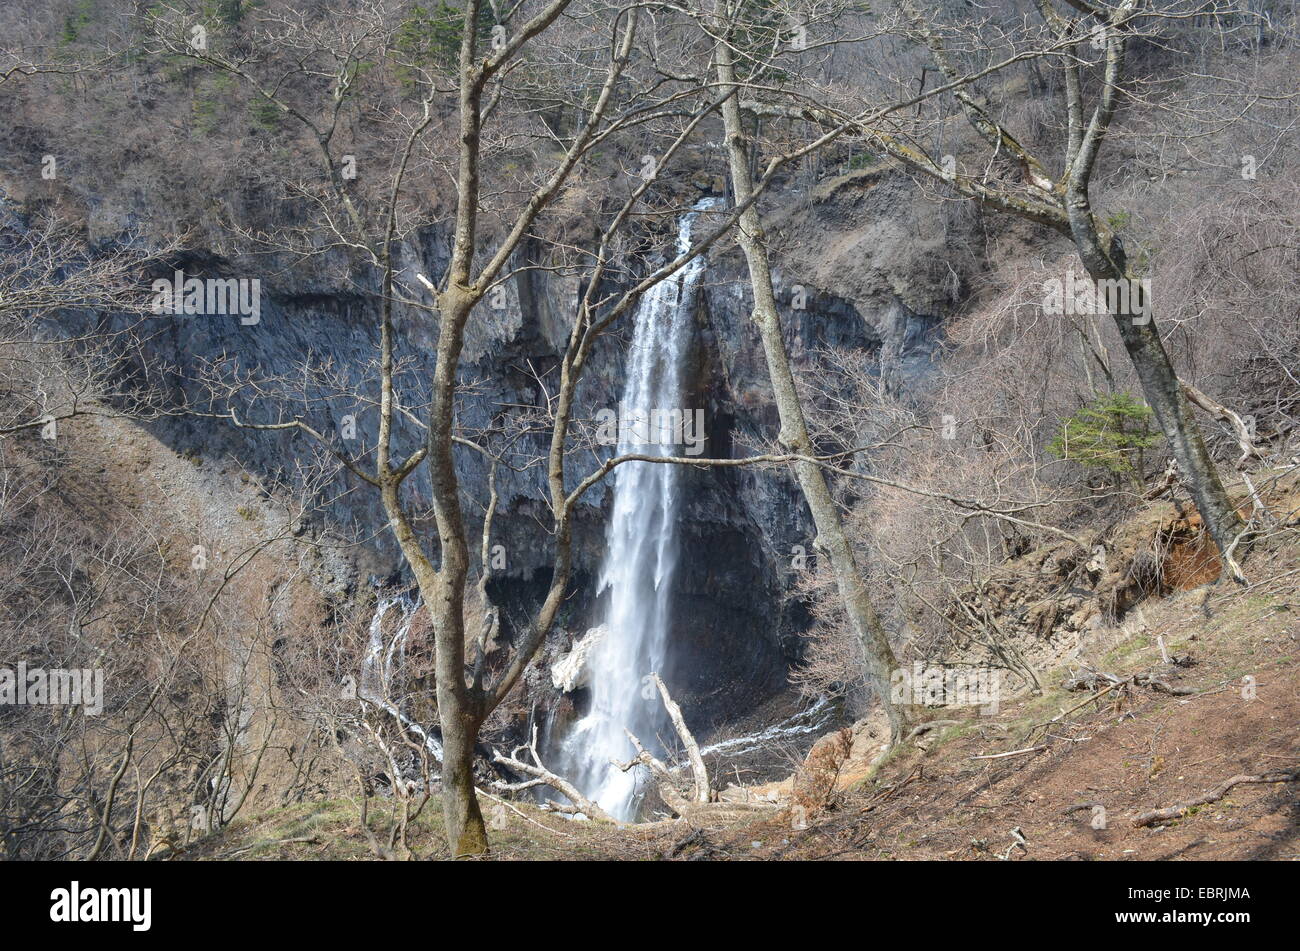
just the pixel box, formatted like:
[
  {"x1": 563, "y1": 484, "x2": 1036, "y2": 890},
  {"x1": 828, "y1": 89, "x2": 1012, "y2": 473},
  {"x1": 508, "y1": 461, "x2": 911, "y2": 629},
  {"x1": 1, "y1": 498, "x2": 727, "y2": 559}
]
[{"x1": 0, "y1": 0, "x2": 1296, "y2": 872}]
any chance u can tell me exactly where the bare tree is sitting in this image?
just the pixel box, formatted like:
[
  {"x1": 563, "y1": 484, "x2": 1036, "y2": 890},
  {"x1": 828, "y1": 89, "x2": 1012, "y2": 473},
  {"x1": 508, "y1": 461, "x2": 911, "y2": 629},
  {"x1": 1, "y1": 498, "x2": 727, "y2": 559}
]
[
  {"x1": 750, "y1": 0, "x2": 1258, "y2": 576},
  {"x1": 704, "y1": 0, "x2": 915, "y2": 740},
  {"x1": 143, "y1": 0, "x2": 797, "y2": 853}
]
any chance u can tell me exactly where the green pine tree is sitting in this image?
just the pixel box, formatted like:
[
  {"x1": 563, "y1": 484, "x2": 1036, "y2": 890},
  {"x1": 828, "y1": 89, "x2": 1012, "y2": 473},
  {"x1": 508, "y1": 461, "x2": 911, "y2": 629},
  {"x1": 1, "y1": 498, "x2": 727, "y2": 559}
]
[
  {"x1": 1049, "y1": 391, "x2": 1160, "y2": 490},
  {"x1": 395, "y1": 3, "x2": 495, "y2": 89}
]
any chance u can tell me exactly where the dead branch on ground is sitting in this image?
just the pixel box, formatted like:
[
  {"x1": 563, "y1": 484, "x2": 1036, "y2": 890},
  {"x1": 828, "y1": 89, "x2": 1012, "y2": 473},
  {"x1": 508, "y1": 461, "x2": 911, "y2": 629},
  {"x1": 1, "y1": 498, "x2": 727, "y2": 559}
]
[{"x1": 1132, "y1": 766, "x2": 1300, "y2": 828}]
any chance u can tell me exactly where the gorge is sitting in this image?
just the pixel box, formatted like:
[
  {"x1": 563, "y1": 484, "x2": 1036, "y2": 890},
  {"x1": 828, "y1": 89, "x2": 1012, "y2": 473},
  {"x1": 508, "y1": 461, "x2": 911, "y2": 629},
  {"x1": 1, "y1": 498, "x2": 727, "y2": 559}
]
[{"x1": 3, "y1": 0, "x2": 1295, "y2": 870}]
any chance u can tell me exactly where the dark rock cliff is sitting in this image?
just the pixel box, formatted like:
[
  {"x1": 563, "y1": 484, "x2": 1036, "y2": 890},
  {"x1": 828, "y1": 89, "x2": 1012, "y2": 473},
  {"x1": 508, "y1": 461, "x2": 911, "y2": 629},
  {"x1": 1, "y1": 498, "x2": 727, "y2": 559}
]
[{"x1": 21, "y1": 161, "x2": 975, "y2": 736}]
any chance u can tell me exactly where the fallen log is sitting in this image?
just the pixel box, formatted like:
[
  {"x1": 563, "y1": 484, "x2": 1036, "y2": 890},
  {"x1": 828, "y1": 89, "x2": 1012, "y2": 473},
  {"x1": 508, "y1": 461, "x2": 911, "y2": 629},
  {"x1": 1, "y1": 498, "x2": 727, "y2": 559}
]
[
  {"x1": 491, "y1": 725, "x2": 615, "y2": 822},
  {"x1": 1062, "y1": 669, "x2": 1195, "y2": 697}
]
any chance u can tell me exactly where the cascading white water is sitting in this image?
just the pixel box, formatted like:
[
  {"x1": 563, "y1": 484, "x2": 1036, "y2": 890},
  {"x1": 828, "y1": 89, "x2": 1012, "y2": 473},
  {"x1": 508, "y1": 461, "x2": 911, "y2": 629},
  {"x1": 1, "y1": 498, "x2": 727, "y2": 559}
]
[
  {"x1": 557, "y1": 200, "x2": 716, "y2": 820},
  {"x1": 360, "y1": 594, "x2": 443, "y2": 761}
]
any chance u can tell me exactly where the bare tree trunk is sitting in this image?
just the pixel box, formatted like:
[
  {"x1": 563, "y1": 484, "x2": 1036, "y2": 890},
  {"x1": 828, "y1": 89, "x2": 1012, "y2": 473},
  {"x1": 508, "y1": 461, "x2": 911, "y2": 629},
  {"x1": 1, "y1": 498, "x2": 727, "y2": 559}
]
[
  {"x1": 713, "y1": 27, "x2": 910, "y2": 742},
  {"x1": 440, "y1": 707, "x2": 487, "y2": 857},
  {"x1": 1103, "y1": 302, "x2": 1246, "y2": 577},
  {"x1": 650, "y1": 674, "x2": 709, "y2": 804},
  {"x1": 1057, "y1": 17, "x2": 1247, "y2": 575}
]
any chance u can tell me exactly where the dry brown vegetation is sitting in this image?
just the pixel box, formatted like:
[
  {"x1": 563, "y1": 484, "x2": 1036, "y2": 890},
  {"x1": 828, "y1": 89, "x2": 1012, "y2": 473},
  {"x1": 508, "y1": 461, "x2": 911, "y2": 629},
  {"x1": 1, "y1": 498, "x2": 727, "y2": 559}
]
[{"x1": 1, "y1": 0, "x2": 1297, "y2": 860}]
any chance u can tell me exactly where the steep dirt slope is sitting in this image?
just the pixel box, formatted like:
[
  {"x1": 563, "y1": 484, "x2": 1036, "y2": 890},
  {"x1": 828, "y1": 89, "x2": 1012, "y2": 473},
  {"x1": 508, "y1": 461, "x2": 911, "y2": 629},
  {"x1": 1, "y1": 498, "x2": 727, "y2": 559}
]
[
  {"x1": 3, "y1": 406, "x2": 355, "y2": 845},
  {"x1": 726, "y1": 577, "x2": 1298, "y2": 861},
  {"x1": 179, "y1": 474, "x2": 1299, "y2": 861}
]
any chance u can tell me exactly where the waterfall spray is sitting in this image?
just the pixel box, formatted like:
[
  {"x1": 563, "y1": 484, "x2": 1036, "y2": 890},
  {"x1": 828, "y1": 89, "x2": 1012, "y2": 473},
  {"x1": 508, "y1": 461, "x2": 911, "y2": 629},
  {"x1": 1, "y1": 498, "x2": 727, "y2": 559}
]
[{"x1": 557, "y1": 199, "x2": 716, "y2": 820}]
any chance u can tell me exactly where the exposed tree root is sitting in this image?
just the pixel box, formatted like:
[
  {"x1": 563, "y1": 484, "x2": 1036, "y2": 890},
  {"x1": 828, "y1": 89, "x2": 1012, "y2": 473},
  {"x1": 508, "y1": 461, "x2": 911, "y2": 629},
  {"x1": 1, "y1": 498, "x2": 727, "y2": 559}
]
[{"x1": 1132, "y1": 766, "x2": 1300, "y2": 827}]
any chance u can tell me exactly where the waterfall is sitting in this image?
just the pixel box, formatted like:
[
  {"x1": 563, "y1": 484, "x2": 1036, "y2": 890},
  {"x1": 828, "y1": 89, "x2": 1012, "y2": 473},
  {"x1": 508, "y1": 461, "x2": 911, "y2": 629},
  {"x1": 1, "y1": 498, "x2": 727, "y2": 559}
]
[
  {"x1": 557, "y1": 199, "x2": 716, "y2": 820},
  {"x1": 359, "y1": 594, "x2": 443, "y2": 762}
]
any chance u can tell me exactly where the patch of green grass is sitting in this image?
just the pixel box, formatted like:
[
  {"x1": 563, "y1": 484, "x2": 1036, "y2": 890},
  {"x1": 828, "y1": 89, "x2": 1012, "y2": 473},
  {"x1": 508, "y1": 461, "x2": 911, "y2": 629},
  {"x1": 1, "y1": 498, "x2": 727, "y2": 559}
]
[
  {"x1": 195, "y1": 795, "x2": 639, "y2": 861},
  {"x1": 934, "y1": 722, "x2": 977, "y2": 744},
  {"x1": 1103, "y1": 633, "x2": 1152, "y2": 669}
]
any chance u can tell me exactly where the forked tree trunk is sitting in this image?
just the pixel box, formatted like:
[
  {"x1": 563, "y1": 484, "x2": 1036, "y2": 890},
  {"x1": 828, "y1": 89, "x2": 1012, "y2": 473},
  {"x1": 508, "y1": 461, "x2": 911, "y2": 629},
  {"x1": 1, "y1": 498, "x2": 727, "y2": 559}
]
[
  {"x1": 428, "y1": 285, "x2": 490, "y2": 856},
  {"x1": 1059, "y1": 22, "x2": 1247, "y2": 578},
  {"x1": 713, "y1": 33, "x2": 911, "y2": 742},
  {"x1": 381, "y1": 483, "x2": 491, "y2": 856}
]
